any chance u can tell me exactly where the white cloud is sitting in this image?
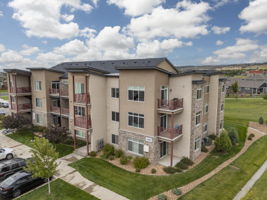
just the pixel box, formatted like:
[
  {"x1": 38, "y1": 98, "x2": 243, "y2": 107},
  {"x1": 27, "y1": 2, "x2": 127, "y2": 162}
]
[
  {"x1": 216, "y1": 40, "x2": 224, "y2": 46},
  {"x1": 107, "y1": 0, "x2": 165, "y2": 16},
  {"x1": 203, "y1": 38, "x2": 259, "y2": 64},
  {"x1": 239, "y1": 0, "x2": 267, "y2": 34},
  {"x1": 0, "y1": 44, "x2": 5, "y2": 52},
  {"x1": 213, "y1": 0, "x2": 240, "y2": 8},
  {"x1": 0, "y1": 11, "x2": 3, "y2": 17},
  {"x1": 8, "y1": 0, "x2": 94, "y2": 39},
  {"x1": 250, "y1": 45, "x2": 267, "y2": 62},
  {"x1": 20, "y1": 45, "x2": 39, "y2": 56},
  {"x1": 212, "y1": 26, "x2": 230, "y2": 34},
  {"x1": 127, "y1": 1, "x2": 210, "y2": 40},
  {"x1": 54, "y1": 39, "x2": 88, "y2": 56}
]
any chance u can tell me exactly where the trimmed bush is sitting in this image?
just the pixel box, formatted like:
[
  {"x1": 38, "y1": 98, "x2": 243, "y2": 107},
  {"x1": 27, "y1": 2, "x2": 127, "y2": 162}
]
[
  {"x1": 171, "y1": 188, "x2": 182, "y2": 196},
  {"x1": 89, "y1": 151, "x2": 96, "y2": 157},
  {"x1": 180, "y1": 157, "x2": 194, "y2": 166},
  {"x1": 102, "y1": 144, "x2": 115, "y2": 159},
  {"x1": 135, "y1": 168, "x2": 141, "y2": 173},
  {"x1": 109, "y1": 155, "x2": 115, "y2": 160},
  {"x1": 259, "y1": 117, "x2": 264, "y2": 125},
  {"x1": 248, "y1": 133, "x2": 255, "y2": 140},
  {"x1": 228, "y1": 127, "x2": 239, "y2": 145},
  {"x1": 175, "y1": 168, "x2": 182, "y2": 173},
  {"x1": 114, "y1": 149, "x2": 124, "y2": 158},
  {"x1": 151, "y1": 168, "x2": 157, "y2": 174},
  {"x1": 214, "y1": 131, "x2": 232, "y2": 153},
  {"x1": 175, "y1": 162, "x2": 188, "y2": 170},
  {"x1": 120, "y1": 155, "x2": 129, "y2": 165},
  {"x1": 133, "y1": 157, "x2": 150, "y2": 169},
  {"x1": 163, "y1": 167, "x2": 177, "y2": 174},
  {"x1": 157, "y1": 194, "x2": 167, "y2": 200},
  {"x1": 263, "y1": 94, "x2": 267, "y2": 100},
  {"x1": 127, "y1": 156, "x2": 133, "y2": 161},
  {"x1": 201, "y1": 145, "x2": 208, "y2": 152}
]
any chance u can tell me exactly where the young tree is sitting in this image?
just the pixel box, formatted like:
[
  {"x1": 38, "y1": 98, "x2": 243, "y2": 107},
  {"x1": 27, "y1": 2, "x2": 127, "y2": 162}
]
[
  {"x1": 44, "y1": 126, "x2": 68, "y2": 144},
  {"x1": 215, "y1": 131, "x2": 232, "y2": 153},
  {"x1": 259, "y1": 117, "x2": 264, "y2": 125},
  {"x1": 228, "y1": 128, "x2": 239, "y2": 145},
  {"x1": 231, "y1": 81, "x2": 239, "y2": 98},
  {"x1": 2, "y1": 114, "x2": 30, "y2": 129},
  {"x1": 25, "y1": 137, "x2": 59, "y2": 195}
]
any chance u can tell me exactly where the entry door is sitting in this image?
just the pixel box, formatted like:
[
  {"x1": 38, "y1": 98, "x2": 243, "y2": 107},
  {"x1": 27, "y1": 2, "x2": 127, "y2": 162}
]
[
  {"x1": 160, "y1": 142, "x2": 168, "y2": 158},
  {"x1": 160, "y1": 114, "x2": 167, "y2": 128},
  {"x1": 160, "y1": 86, "x2": 168, "y2": 100}
]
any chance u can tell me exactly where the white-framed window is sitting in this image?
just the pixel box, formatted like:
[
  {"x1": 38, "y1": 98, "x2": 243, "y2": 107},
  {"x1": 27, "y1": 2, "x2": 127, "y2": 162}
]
[
  {"x1": 35, "y1": 98, "x2": 42, "y2": 107},
  {"x1": 196, "y1": 111, "x2": 201, "y2": 125},
  {"x1": 160, "y1": 86, "x2": 168, "y2": 100},
  {"x1": 205, "y1": 85, "x2": 209, "y2": 93},
  {"x1": 111, "y1": 88, "x2": 119, "y2": 98},
  {"x1": 197, "y1": 88, "x2": 202, "y2": 99},
  {"x1": 35, "y1": 113, "x2": 42, "y2": 124},
  {"x1": 112, "y1": 111, "x2": 119, "y2": 122},
  {"x1": 75, "y1": 83, "x2": 85, "y2": 94},
  {"x1": 128, "y1": 86, "x2": 145, "y2": 102},
  {"x1": 204, "y1": 123, "x2": 208, "y2": 132},
  {"x1": 112, "y1": 134, "x2": 119, "y2": 145},
  {"x1": 194, "y1": 137, "x2": 201, "y2": 151},
  {"x1": 51, "y1": 81, "x2": 59, "y2": 89},
  {"x1": 205, "y1": 104, "x2": 209, "y2": 113},
  {"x1": 220, "y1": 120, "x2": 224, "y2": 129},
  {"x1": 221, "y1": 104, "x2": 224, "y2": 111},
  {"x1": 74, "y1": 106, "x2": 85, "y2": 116},
  {"x1": 128, "y1": 138, "x2": 144, "y2": 155},
  {"x1": 128, "y1": 112, "x2": 144, "y2": 128},
  {"x1": 160, "y1": 114, "x2": 167, "y2": 128},
  {"x1": 75, "y1": 130, "x2": 85, "y2": 138},
  {"x1": 35, "y1": 81, "x2": 42, "y2": 91}
]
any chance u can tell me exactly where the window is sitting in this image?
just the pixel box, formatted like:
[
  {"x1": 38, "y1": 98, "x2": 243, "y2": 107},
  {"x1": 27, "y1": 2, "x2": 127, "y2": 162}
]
[
  {"x1": 36, "y1": 98, "x2": 42, "y2": 107},
  {"x1": 51, "y1": 81, "x2": 59, "y2": 89},
  {"x1": 128, "y1": 112, "x2": 144, "y2": 128},
  {"x1": 205, "y1": 104, "x2": 209, "y2": 113},
  {"x1": 75, "y1": 83, "x2": 85, "y2": 94},
  {"x1": 160, "y1": 114, "x2": 167, "y2": 128},
  {"x1": 75, "y1": 106, "x2": 85, "y2": 116},
  {"x1": 194, "y1": 137, "x2": 201, "y2": 151},
  {"x1": 220, "y1": 120, "x2": 224, "y2": 129},
  {"x1": 221, "y1": 104, "x2": 224, "y2": 111},
  {"x1": 11, "y1": 96, "x2": 16, "y2": 103},
  {"x1": 222, "y1": 85, "x2": 225, "y2": 92},
  {"x1": 196, "y1": 111, "x2": 201, "y2": 125},
  {"x1": 35, "y1": 81, "x2": 42, "y2": 91},
  {"x1": 111, "y1": 88, "x2": 119, "y2": 98},
  {"x1": 204, "y1": 123, "x2": 208, "y2": 132},
  {"x1": 112, "y1": 111, "x2": 119, "y2": 122},
  {"x1": 197, "y1": 88, "x2": 202, "y2": 99},
  {"x1": 128, "y1": 86, "x2": 145, "y2": 101},
  {"x1": 52, "y1": 99, "x2": 60, "y2": 107},
  {"x1": 75, "y1": 130, "x2": 85, "y2": 138},
  {"x1": 205, "y1": 85, "x2": 209, "y2": 93},
  {"x1": 35, "y1": 113, "x2": 42, "y2": 124},
  {"x1": 112, "y1": 134, "x2": 119, "y2": 144},
  {"x1": 128, "y1": 138, "x2": 144, "y2": 155}
]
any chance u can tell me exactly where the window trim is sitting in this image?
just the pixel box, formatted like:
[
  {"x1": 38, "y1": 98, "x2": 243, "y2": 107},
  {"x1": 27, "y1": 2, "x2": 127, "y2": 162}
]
[
  {"x1": 205, "y1": 104, "x2": 209, "y2": 113},
  {"x1": 74, "y1": 106, "x2": 85, "y2": 116},
  {"x1": 127, "y1": 137, "x2": 144, "y2": 156},
  {"x1": 196, "y1": 111, "x2": 201, "y2": 126},
  {"x1": 112, "y1": 111, "x2": 119, "y2": 122},
  {"x1": 111, "y1": 134, "x2": 119, "y2": 145},
  {"x1": 75, "y1": 129, "x2": 85, "y2": 138},
  {"x1": 35, "y1": 81, "x2": 42, "y2": 91},
  {"x1": 111, "y1": 88, "x2": 119, "y2": 98},
  {"x1": 196, "y1": 88, "x2": 202, "y2": 100},
  {"x1": 128, "y1": 112, "x2": 144, "y2": 129},
  {"x1": 194, "y1": 137, "x2": 201, "y2": 151},
  {"x1": 128, "y1": 86, "x2": 145, "y2": 102},
  {"x1": 35, "y1": 98, "x2": 42, "y2": 108}
]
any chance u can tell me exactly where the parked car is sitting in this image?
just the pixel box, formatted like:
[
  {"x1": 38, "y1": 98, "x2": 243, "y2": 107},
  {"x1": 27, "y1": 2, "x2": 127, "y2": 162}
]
[
  {"x1": 1, "y1": 129, "x2": 16, "y2": 136},
  {"x1": 0, "y1": 171, "x2": 45, "y2": 198},
  {"x1": 0, "y1": 102, "x2": 9, "y2": 108},
  {"x1": 0, "y1": 148, "x2": 15, "y2": 160},
  {"x1": 0, "y1": 158, "x2": 26, "y2": 181}
]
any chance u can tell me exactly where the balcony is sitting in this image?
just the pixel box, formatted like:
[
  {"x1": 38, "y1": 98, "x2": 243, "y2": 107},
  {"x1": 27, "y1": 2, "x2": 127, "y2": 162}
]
[
  {"x1": 158, "y1": 98, "x2": 183, "y2": 114},
  {"x1": 60, "y1": 88, "x2": 69, "y2": 97},
  {"x1": 11, "y1": 103, "x2": 31, "y2": 112},
  {"x1": 158, "y1": 125, "x2": 183, "y2": 141},
  {"x1": 61, "y1": 107, "x2": 69, "y2": 116},
  {"x1": 50, "y1": 106, "x2": 60, "y2": 114},
  {"x1": 10, "y1": 87, "x2": 31, "y2": 94},
  {"x1": 74, "y1": 116, "x2": 91, "y2": 129},
  {"x1": 74, "y1": 94, "x2": 89, "y2": 104},
  {"x1": 49, "y1": 88, "x2": 60, "y2": 95}
]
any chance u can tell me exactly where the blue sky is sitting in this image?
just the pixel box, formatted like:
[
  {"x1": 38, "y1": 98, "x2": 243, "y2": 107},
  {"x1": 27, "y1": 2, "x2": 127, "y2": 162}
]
[{"x1": 0, "y1": 0, "x2": 266, "y2": 70}]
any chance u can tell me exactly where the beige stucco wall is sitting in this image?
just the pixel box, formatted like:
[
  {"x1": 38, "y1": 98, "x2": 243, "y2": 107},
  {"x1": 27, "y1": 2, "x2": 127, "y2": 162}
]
[
  {"x1": 169, "y1": 75, "x2": 192, "y2": 158},
  {"x1": 158, "y1": 60, "x2": 177, "y2": 74},
  {"x1": 106, "y1": 77, "x2": 120, "y2": 146}
]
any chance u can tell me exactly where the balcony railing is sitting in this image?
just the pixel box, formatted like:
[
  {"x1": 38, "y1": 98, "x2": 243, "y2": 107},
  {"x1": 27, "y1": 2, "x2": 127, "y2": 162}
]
[
  {"x1": 11, "y1": 103, "x2": 31, "y2": 111},
  {"x1": 10, "y1": 87, "x2": 31, "y2": 93},
  {"x1": 74, "y1": 116, "x2": 91, "y2": 129},
  {"x1": 60, "y1": 88, "x2": 69, "y2": 96},
  {"x1": 74, "y1": 94, "x2": 89, "y2": 104},
  {"x1": 49, "y1": 88, "x2": 60, "y2": 95},
  {"x1": 158, "y1": 98, "x2": 183, "y2": 110},
  {"x1": 158, "y1": 125, "x2": 183, "y2": 140},
  {"x1": 50, "y1": 106, "x2": 60, "y2": 113},
  {"x1": 61, "y1": 107, "x2": 69, "y2": 115}
]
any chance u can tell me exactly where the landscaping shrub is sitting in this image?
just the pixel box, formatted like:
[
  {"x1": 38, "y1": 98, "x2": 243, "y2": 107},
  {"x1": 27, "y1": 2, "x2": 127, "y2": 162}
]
[
  {"x1": 133, "y1": 157, "x2": 150, "y2": 169},
  {"x1": 248, "y1": 133, "x2": 255, "y2": 140},
  {"x1": 171, "y1": 188, "x2": 182, "y2": 196},
  {"x1": 127, "y1": 156, "x2": 133, "y2": 161},
  {"x1": 175, "y1": 162, "x2": 188, "y2": 170},
  {"x1": 89, "y1": 151, "x2": 96, "y2": 157},
  {"x1": 214, "y1": 131, "x2": 232, "y2": 153},
  {"x1": 64, "y1": 137, "x2": 86, "y2": 147},
  {"x1": 33, "y1": 125, "x2": 47, "y2": 133},
  {"x1": 44, "y1": 126, "x2": 68, "y2": 144},
  {"x1": 2, "y1": 114, "x2": 30, "y2": 129},
  {"x1": 228, "y1": 127, "x2": 239, "y2": 145},
  {"x1": 109, "y1": 155, "x2": 115, "y2": 160},
  {"x1": 163, "y1": 167, "x2": 177, "y2": 174},
  {"x1": 157, "y1": 194, "x2": 167, "y2": 200},
  {"x1": 115, "y1": 149, "x2": 124, "y2": 158},
  {"x1": 180, "y1": 157, "x2": 194, "y2": 166},
  {"x1": 201, "y1": 145, "x2": 208, "y2": 152},
  {"x1": 151, "y1": 168, "x2": 157, "y2": 174},
  {"x1": 175, "y1": 168, "x2": 182, "y2": 173},
  {"x1": 135, "y1": 168, "x2": 141, "y2": 173},
  {"x1": 102, "y1": 144, "x2": 115, "y2": 159},
  {"x1": 120, "y1": 155, "x2": 129, "y2": 165},
  {"x1": 208, "y1": 134, "x2": 217, "y2": 140},
  {"x1": 263, "y1": 94, "x2": 267, "y2": 100},
  {"x1": 259, "y1": 117, "x2": 264, "y2": 125}
]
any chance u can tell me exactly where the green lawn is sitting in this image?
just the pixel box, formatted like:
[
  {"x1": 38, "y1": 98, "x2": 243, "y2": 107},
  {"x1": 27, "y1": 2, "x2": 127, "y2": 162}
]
[
  {"x1": 0, "y1": 89, "x2": 7, "y2": 93},
  {"x1": 18, "y1": 179, "x2": 99, "y2": 200},
  {"x1": 0, "y1": 96, "x2": 8, "y2": 100},
  {"x1": 8, "y1": 128, "x2": 74, "y2": 158},
  {"x1": 242, "y1": 170, "x2": 267, "y2": 200}
]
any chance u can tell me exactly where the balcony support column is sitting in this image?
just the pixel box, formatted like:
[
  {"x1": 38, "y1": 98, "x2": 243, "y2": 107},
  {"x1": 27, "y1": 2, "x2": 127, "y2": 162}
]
[
  {"x1": 72, "y1": 75, "x2": 76, "y2": 150},
  {"x1": 170, "y1": 114, "x2": 174, "y2": 167},
  {"x1": 14, "y1": 74, "x2": 18, "y2": 113},
  {"x1": 85, "y1": 75, "x2": 89, "y2": 155}
]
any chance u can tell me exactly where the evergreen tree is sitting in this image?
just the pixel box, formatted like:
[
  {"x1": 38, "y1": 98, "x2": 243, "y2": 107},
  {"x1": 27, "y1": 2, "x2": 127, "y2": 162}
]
[{"x1": 215, "y1": 131, "x2": 232, "y2": 153}]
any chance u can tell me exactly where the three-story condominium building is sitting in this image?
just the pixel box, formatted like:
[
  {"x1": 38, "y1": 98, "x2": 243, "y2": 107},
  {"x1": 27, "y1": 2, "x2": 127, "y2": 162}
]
[{"x1": 4, "y1": 58, "x2": 226, "y2": 166}]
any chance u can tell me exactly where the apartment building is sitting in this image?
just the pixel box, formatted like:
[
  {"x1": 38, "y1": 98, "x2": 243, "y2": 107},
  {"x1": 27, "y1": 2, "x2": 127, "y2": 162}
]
[{"x1": 4, "y1": 58, "x2": 226, "y2": 166}]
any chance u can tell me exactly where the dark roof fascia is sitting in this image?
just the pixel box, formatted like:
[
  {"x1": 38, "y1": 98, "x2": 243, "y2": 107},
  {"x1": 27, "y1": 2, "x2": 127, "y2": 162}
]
[
  {"x1": 115, "y1": 66, "x2": 174, "y2": 75},
  {"x1": 65, "y1": 66, "x2": 110, "y2": 74},
  {"x1": 27, "y1": 67, "x2": 64, "y2": 74},
  {"x1": 192, "y1": 80, "x2": 206, "y2": 85},
  {"x1": 4, "y1": 69, "x2": 31, "y2": 76}
]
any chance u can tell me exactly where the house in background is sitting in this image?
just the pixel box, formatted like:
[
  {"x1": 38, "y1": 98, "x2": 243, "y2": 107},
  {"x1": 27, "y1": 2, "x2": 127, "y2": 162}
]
[
  {"x1": 0, "y1": 72, "x2": 7, "y2": 90},
  {"x1": 4, "y1": 58, "x2": 226, "y2": 166}
]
